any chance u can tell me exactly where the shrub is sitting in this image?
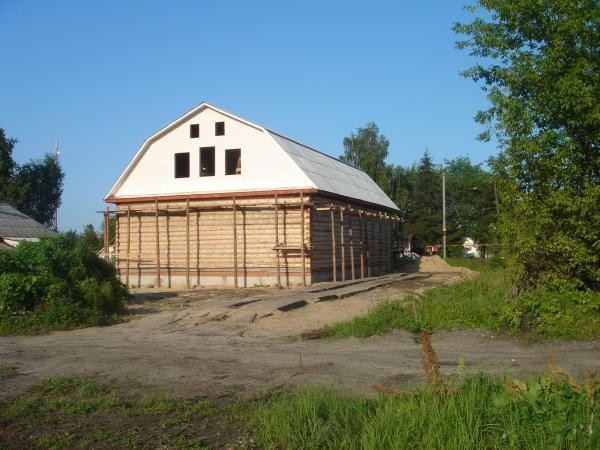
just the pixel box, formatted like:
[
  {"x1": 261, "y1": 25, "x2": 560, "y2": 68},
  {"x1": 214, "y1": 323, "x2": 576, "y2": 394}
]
[
  {"x1": 501, "y1": 290, "x2": 600, "y2": 340},
  {"x1": 0, "y1": 234, "x2": 129, "y2": 333}
]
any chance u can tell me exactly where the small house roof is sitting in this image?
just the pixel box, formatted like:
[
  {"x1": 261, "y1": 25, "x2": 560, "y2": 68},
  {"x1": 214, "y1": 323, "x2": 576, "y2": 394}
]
[{"x1": 0, "y1": 203, "x2": 57, "y2": 239}]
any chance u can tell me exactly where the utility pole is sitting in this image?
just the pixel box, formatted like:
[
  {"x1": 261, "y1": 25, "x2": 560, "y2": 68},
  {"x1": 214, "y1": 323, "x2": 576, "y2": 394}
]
[{"x1": 442, "y1": 171, "x2": 447, "y2": 260}]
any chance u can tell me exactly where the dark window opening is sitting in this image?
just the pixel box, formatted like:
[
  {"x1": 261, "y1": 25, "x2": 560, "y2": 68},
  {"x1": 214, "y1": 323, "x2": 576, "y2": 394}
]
[
  {"x1": 174, "y1": 152, "x2": 190, "y2": 178},
  {"x1": 190, "y1": 124, "x2": 199, "y2": 138},
  {"x1": 200, "y1": 147, "x2": 215, "y2": 177},
  {"x1": 215, "y1": 121, "x2": 225, "y2": 136},
  {"x1": 225, "y1": 149, "x2": 241, "y2": 175}
]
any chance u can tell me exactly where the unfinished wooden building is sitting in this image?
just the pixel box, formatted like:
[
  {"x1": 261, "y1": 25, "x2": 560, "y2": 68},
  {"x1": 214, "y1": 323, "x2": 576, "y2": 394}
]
[{"x1": 104, "y1": 103, "x2": 401, "y2": 288}]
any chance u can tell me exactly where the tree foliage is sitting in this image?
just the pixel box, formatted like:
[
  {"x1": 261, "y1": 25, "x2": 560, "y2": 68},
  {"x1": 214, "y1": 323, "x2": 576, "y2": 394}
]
[
  {"x1": 444, "y1": 157, "x2": 497, "y2": 245},
  {"x1": 0, "y1": 128, "x2": 64, "y2": 228},
  {"x1": 454, "y1": 0, "x2": 599, "y2": 291},
  {"x1": 340, "y1": 122, "x2": 392, "y2": 193},
  {"x1": 340, "y1": 122, "x2": 498, "y2": 254}
]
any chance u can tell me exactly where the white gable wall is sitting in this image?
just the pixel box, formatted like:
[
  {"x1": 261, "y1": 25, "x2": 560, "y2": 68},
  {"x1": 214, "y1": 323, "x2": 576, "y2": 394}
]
[{"x1": 112, "y1": 107, "x2": 313, "y2": 198}]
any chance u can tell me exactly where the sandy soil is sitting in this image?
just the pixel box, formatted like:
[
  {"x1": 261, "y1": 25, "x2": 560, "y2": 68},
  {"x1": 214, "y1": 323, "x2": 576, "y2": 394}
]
[{"x1": 1, "y1": 268, "x2": 598, "y2": 401}]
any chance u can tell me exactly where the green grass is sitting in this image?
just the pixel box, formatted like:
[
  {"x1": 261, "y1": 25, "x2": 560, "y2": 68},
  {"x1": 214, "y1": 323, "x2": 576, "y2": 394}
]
[
  {"x1": 246, "y1": 373, "x2": 599, "y2": 449},
  {"x1": 2, "y1": 374, "x2": 598, "y2": 449},
  {"x1": 0, "y1": 377, "x2": 245, "y2": 449},
  {"x1": 327, "y1": 257, "x2": 600, "y2": 340},
  {"x1": 0, "y1": 363, "x2": 18, "y2": 380},
  {"x1": 327, "y1": 258, "x2": 510, "y2": 338}
]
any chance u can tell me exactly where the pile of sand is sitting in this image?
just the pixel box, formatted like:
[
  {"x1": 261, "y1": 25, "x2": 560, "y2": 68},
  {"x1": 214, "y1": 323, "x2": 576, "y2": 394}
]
[{"x1": 418, "y1": 256, "x2": 478, "y2": 278}]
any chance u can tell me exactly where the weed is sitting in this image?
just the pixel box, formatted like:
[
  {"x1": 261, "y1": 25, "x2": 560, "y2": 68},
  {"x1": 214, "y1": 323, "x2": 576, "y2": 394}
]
[{"x1": 0, "y1": 363, "x2": 17, "y2": 380}]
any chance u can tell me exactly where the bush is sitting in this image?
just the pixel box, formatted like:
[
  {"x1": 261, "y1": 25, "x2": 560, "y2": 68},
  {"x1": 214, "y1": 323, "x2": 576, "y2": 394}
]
[
  {"x1": 501, "y1": 290, "x2": 600, "y2": 340},
  {"x1": 0, "y1": 234, "x2": 129, "y2": 334}
]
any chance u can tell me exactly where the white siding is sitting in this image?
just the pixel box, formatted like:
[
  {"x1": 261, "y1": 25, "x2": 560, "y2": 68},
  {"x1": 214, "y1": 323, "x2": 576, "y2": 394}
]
[
  {"x1": 112, "y1": 107, "x2": 313, "y2": 198},
  {"x1": 107, "y1": 103, "x2": 400, "y2": 212}
]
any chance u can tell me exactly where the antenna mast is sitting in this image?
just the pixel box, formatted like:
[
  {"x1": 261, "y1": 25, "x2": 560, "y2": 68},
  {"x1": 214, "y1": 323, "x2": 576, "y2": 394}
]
[{"x1": 53, "y1": 139, "x2": 60, "y2": 231}]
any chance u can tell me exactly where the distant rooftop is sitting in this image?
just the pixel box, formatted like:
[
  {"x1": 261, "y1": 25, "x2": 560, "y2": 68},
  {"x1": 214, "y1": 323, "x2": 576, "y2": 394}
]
[{"x1": 0, "y1": 203, "x2": 57, "y2": 239}]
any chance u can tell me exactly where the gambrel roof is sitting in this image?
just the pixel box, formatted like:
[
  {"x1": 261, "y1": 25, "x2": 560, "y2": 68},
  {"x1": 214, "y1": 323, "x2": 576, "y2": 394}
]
[{"x1": 105, "y1": 103, "x2": 399, "y2": 211}]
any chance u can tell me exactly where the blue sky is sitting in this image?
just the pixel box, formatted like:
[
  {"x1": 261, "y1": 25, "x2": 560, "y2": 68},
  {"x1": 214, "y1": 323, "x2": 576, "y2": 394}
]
[{"x1": 0, "y1": 0, "x2": 494, "y2": 232}]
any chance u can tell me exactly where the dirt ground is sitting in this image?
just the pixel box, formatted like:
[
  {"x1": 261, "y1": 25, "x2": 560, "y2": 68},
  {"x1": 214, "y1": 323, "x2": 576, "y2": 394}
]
[{"x1": 1, "y1": 266, "x2": 599, "y2": 402}]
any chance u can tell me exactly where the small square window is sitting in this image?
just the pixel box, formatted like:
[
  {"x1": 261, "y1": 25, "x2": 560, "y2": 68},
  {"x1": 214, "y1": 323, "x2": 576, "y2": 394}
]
[
  {"x1": 174, "y1": 152, "x2": 190, "y2": 178},
  {"x1": 215, "y1": 121, "x2": 225, "y2": 136},
  {"x1": 200, "y1": 147, "x2": 215, "y2": 177},
  {"x1": 190, "y1": 124, "x2": 199, "y2": 138},
  {"x1": 225, "y1": 149, "x2": 241, "y2": 175}
]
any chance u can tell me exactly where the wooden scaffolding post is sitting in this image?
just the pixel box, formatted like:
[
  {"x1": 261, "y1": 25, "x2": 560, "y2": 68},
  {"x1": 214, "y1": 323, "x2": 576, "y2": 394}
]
[
  {"x1": 155, "y1": 199, "x2": 161, "y2": 288},
  {"x1": 186, "y1": 199, "x2": 190, "y2": 289},
  {"x1": 330, "y1": 203, "x2": 337, "y2": 282},
  {"x1": 300, "y1": 192, "x2": 306, "y2": 286},
  {"x1": 378, "y1": 212, "x2": 383, "y2": 276},
  {"x1": 366, "y1": 212, "x2": 371, "y2": 277},
  {"x1": 275, "y1": 194, "x2": 281, "y2": 288},
  {"x1": 348, "y1": 204, "x2": 355, "y2": 280},
  {"x1": 233, "y1": 196, "x2": 238, "y2": 288},
  {"x1": 115, "y1": 210, "x2": 120, "y2": 276},
  {"x1": 137, "y1": 215, "x2": 141, "y2": 287},
  {"x1": 103, "y1": 207, "x2": 109, "y2": 262},
  {"x1": 359, "y1": 211, "x2": 365, "y2": 279},
  {"x1": 340, "y1": 206, "x2": 346, "y2": 281},
  {"x1": 126, "y1": 204, "x2": 131, "y2": 286},
  {"x1": 386, "y1": 215, "x2": 391, "y2": 274},
  {"x1": 370, "y1": 213, "x2": 375, "y2": 277},
  {"x1": 196, "y1": 210, "x2": 200, "y2": 286}
]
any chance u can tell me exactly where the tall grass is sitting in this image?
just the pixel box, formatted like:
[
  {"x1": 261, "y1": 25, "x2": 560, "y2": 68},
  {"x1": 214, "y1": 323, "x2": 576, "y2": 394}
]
[
  {"x1": 327, "y1": 260, "x2": 510, "y2": 337},
  {"x1": 247, "y1": 373, "x2": 599, "y2": 449}
]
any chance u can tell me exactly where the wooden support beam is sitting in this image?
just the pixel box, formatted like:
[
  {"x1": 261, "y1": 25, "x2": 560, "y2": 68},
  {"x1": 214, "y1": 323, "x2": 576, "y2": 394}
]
[
  {"x1": 137, "y1": 214, "x2": 141, "y2": 287},
  {"x1": 126, "y1": 204, "x2": 131, "y2": 286},
  {"x1": 359, "y1": 211, "x2": 364, "y2": 279},
  {"x1": 300, "y1": 192, "x2": 306, "y2": 286},
  {"x1": 366, "y1": 212, "x2": 371, "y2": 277},
  {"x1": 330, "y1": 203, "x2": 337, "y2": 282},
  {"x1": 275, "y1": 194, "x2": 281, "y2": 288},
  {"x1": 348, "y1": 204, "x2": 355, "y2": 280},
  {"x1": 186, "y1": 199, "x2": 190, "y2": 289},
  {"x1": 115, "y1": 210, "x2": 120, "y2": 275},
  {"x1": 379, "y1": 212, "x2": 383, "y2": 276},
  {"x1": 233, "y1": 196, "x2": 238, "y2": 288},
  {"x1": 196, "y1": 210, "x2": 200, "y2": 286},
  {"x1": 103, "y1": 207, "x2": 109, "y2": 262},
  {"x1": 155, "y1": 199, "x2": 161, "y2": 288},
  {"x1": 340, "y1": 206, "x2": 345, "y2": 281}
]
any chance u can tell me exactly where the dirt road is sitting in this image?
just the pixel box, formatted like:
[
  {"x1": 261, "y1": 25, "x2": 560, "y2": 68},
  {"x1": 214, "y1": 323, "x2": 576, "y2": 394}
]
[{"x1": 1, "y1": 271, "x2": 599, "y2": 401}]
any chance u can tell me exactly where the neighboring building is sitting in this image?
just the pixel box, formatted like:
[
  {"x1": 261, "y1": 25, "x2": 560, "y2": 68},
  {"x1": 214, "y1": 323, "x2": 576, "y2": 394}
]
[
  {"x1": 104, "y1": 103, "x2": 401, "y2": 288},
  {"x1": 0, "y1": 203, "x2": 57, "y2": 250}
]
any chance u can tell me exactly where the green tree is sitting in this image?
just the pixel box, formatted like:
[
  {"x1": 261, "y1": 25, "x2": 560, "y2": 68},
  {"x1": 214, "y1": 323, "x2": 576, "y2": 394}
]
[
  {"x1": 0, "y1": 129, "x2": 64, "y2": 228},
  {"x1": 444, "y1": 157, "x2": 497, "y2": 246},
  {"x1": 454, "y1": 0, "x2": 599, "y2": 291},
  {"x1": 15, "y1": 154, "x2": 64, "y2": 227},
  {"x1": 0, "y1": 129, "x2": 21, "y2": 203},
  {"x1": 340, "y1": 122, "x2": 392, "y2": 193},
  {"x1": 404, "y1": 151, "x2": 442, "y2": 253},
  {"x1": 80, "y1": 224, "x2": 102, "y2": 251}
]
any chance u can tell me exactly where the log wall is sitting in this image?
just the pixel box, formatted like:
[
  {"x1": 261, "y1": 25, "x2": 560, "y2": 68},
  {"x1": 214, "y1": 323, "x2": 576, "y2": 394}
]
[
  {"x1": 111, "y1": 193, "x2": 398, "y2": 288},
  {"x1": 309, "y1": 196, "x2": 394, "y2": 283}
]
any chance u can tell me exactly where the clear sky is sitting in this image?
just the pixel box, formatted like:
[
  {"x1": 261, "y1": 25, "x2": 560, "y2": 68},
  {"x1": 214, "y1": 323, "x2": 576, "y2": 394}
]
[{"x1": 0, "y1": 0, "x2": 495, "y2": 232}]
